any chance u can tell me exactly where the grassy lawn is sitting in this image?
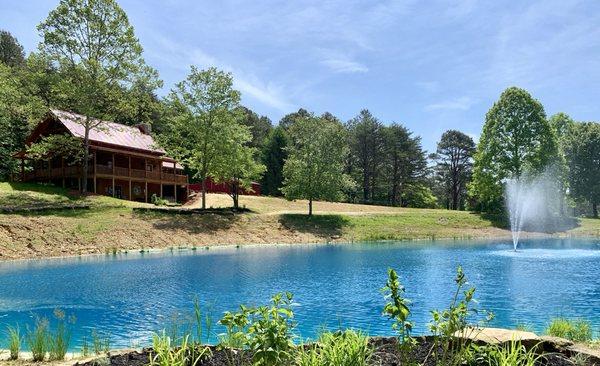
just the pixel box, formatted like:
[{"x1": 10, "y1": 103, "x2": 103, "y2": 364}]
[{"x1": 0, "y1": 182, "x2": 599, "y2": 260}]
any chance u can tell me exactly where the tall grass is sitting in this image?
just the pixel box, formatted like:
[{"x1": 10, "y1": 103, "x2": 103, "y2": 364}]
[
  {"x1": 149, "y1": 330, "x2": 210, "y2": 366},
  {"x1": 91, "y1": 329, "x2": 111, "y2": 355},
  {"x1": 296, "y1": 330, "x2": 372, "y2": 366},
  {"x1": 26, "y1": 317, "x2": 49, "y2": 362},
  {"x1": 7, "y1": 325, "x2": 21, "y2": 360},
  {"x1": 546, "y1": 318, "x2": 592, "y2": 342},
  {"x1": 48, "y1": 309, "x2": 73, "y2": 361},
  {"x1": 486, "y1": 340, "x2": 542, "y2": 366}
]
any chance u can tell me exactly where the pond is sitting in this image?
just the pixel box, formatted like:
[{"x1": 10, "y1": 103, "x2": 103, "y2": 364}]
[{"x1": 0, "y1": 238, "x2": 599, "y2": 349}]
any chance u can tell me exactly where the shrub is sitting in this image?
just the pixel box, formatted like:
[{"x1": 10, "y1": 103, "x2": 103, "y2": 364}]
[
  {"x1": 7, "y1": 325, "x2": 21, "y2": 360},
  {"x1": 296, "y1": 330, "x2": 372, "y2": 366},
  {"x1": 26, "y1": 317, "x2": 49, "y2": 362},
  {"x1": 546, "y1": 318, "x2": 592, "y2": 342}
]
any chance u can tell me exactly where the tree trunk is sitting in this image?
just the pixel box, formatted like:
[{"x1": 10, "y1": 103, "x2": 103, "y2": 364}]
[
  {"x1": 82, "y1": 122, "x2": 90, "y2": 194},
  {"x1": 308, "y1": 198, "x2": 313, "y2": 216},
  {"x1": 201, "y1": 178, "x2": 207, "y2": 210},
  {"x1": 232, "y1": 179, "x2": 239, "y2": 210},
  {"x1": 593, "y1": 202, "x2": 598, "y2": 218}
]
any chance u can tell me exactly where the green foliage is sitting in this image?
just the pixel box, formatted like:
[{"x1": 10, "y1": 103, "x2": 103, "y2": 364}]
[
  {"x1": 91, "y1": 329, "x2": 111, "y2": 355},
  {"x1": 401, "y1": 182, "x2": 438, "y2": 208},
  {"x1": 485, "y1": 340, "x2": 541, "y2": 366},
  {"x1": 546, "y1": 318, "x2": 592, "y2": 342},
  {"x1": 282, "y1": 114, "x2": 354, "y2": 215},
  {"x1": 296, "y1": 330, "x2": 372, "y2": 366},
  {"x1": 470, "y1": 87, "x2": 560, "y2": 211},
  {"x1": 237, "y1": 106, "x2": 273, "y2": 149},
  {"x1": 150, "y1": 331, "x2": 210, "y2": 366},
  {"x1": 7, "y1": 325, "x2": 21, "y2": 360},
  {"x1": 382, "y1": 268, "x2": 413, "y2": 344},
  {"x1": 432, "y1": 130, "x2": 476, "y2": 210},
  {"x1": 26, "y1": 316, "x2": 49, "y2": 362},
  {"x1": 564, "y1": 122, "x2": 600, "y2": 217},
  {"x1": 151, "y1": 194, "x2": 169, "y2": 206},
  {"x1": 261, "y1": 127, "x2": 288, "y2": 196},
  {"x1": 27, "y1": 133, "x2": 85, "y2": 165},
  {"x1": 218, "y1": 292, "x2": 296, "y2": 366},
  {"x1": 0, "y1": 29, "x2": 25, "y2": 67},
  {"x1": 428, "y1": 266, "x2": 494, "y2": 365}
]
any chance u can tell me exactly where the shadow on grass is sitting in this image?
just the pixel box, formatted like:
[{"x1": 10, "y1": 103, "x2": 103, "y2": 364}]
[
  {"x1": 136, "y1": 209, "x2": 246, "y2": 234},
  {"x1": 472, "y1": 211, "x2": 581, "y2": 233},
  {"x1": 278, "y1": 214, "x2": 350, "y2": 238}
]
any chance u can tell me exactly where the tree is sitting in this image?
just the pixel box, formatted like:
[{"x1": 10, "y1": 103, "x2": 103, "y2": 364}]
[
  {"x1": 469, "y1": 87, "x2": 559, "y2": 211},
  {"x1": 346, "y1": 109, "x2": 385, "y2": 203},
  {"x1": 548, "y1": 113, "x2": 575, "y2": 215},
  {"x1": 382, "y1": 123, "x2": 428, "y2": 206},
  {"x1": 38, "y1": 0, "x2": 159, "y2": 193},
  {"x1": 217, "y1": 130, "x2": 266, "y2": 209},
  {"x1": 0, "y1": 30, "x2": 25, "y2": 67},
  {"x1": 27, "y1": 134, "x2": 84, "y2": 165},
  {"x1": 282, "y1": 114, "x2": 352, "y2": 216},
  {"x1": 160, "y1": 66, "x2": 242, "y2": 209},
  {"x1": 432, "y1": 130, "x2": 475, "y2": 210},
  {"x1": 260, "y1": 126, "x2": 288, "y2": 196},
  {"x1": 236, "y1": 106, "x2": 272, "y2": 149},
  {"x1": 278, "y1": 108, "x2": 310, "y2": 130},
  {"x1": 564, "y1": 122, "x2": 600, "y2": 218}
]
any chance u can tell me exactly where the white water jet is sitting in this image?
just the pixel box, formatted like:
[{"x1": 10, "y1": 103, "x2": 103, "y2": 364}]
[{"x1": 504, "y1": 169, "x2": 562, "y2": 251}]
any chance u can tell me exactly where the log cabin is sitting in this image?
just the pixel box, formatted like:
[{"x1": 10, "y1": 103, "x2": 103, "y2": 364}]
[{"x1": 16, "y1": 109, "x2": 188, "y2": 203}]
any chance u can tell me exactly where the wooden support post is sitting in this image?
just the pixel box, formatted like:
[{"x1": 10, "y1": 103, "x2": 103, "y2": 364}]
[
  {"x1": 128, "y1": 156, "x2": 131, "y2": 177},
  {"x1": 112, "y1": 153, "x2": 115, "y2": 175},
  {"x1": 174, "y1": 184, "x2": 177, "y2": 203},
  {"x1": 93, "y1": 151, "x2": 97, "y2": 194},
  {"x1": 144, "y1": 158, "x2": 147, "y2": 179},
  {"x1": 129, "y1": 180, "x2": 132, "y2": 201},
  {"x1": 145, "y1": 181, "x2": 148, "y2": 203},
  {"x1": 160, "y1": 183, "x2": 163, "y2": 199},
  {"x1": 112, "y1": 177, "x2": 115, "y2": 198}
]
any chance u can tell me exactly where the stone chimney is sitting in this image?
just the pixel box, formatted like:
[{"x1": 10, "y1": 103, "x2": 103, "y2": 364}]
[{"x1": 136, "y1": 123, "x2": 152, "y2": 135}]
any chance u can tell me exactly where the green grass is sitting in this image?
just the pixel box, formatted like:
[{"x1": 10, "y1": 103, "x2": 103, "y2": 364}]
[{"x1": 546, "y1": 318, "x2": 593, "y2": 342}]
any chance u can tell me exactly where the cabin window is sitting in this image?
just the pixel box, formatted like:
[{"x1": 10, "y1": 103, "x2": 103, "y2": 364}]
[{"x1": 146, "y1": 164, "x2": 153, "y2": 171}]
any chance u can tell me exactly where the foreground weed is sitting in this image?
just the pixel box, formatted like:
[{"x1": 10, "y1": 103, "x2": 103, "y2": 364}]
[
  {"x1": 7, "y1": 325, "x2": 21, "y2": 360},
  {"x1": 546, "y1": 318, "x2": 592, "y2": 342},
  {"x1": 91, "y1": 329, "x2": 111, "y2": 355},
  {"x1": 486, "y1": 339, "x2": 542, "y2": 366},
  {"x1": 296, "y1": 330, "x2": 372, "y2": 366},
  {"x1": 382, "y1": 268, "x2": 416, "y2": 362},
  {"x1": 150, "y1": 330, "x2": 209, "y2": 366},
  {"x1": 26, "y1": 316, "x2": 49, "y2": 362}
]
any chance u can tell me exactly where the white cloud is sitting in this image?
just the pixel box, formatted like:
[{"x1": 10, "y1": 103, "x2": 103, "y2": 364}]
[
  {"x1": 425, "y1": 96, "x2": 474, "y2": 111},
  {"x1": 321, "y1": 58, "x2": 368, "y2": 73},
  {"x1": 416, "y1": 81, "x2": 441, "y2": 93}
]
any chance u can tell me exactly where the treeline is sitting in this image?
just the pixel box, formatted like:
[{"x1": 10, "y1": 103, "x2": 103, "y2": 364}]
[{"x1": 1, "y1": 0, "x2": 599, "y2": 217}]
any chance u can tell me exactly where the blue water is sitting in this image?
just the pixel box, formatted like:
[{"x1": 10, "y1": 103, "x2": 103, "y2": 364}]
[{"x1": 1, "y1": 238, "x2": 600, "y2": 349}]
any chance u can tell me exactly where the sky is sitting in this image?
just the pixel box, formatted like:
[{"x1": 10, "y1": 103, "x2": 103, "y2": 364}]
[{"x1": 1, "y1": 0, "x2": 600, "y2": 152}]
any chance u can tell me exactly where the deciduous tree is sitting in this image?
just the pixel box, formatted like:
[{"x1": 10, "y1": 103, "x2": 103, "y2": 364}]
[
  {"x1": 38, "y1": 0, "x2": 159, "y2": 193},
  {"x1": 469, "y1": 87, "x2": 559, "y2": 211},
  {"x1": 0, "y1": 30, "x2": 25, "y2": 67},
  {"x1": 282, "y1": 114, "x2": 353, "y2": 216},
  {"x1": 564, "y1": 122, "x2": 600, "y2": 217}
]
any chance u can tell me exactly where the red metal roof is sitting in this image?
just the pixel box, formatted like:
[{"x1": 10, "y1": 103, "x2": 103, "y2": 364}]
[{"x1": 51, "y1": 109, "x2": 166, "y2": 155}]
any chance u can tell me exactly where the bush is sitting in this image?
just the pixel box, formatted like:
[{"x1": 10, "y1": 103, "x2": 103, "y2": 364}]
[
  {"x1": 296, "y1": 330, "x2": 372, "y2": 366},
  {"x1": 151, "y1": 194, "x2": 169, "y2": 206},
  {"x1": 546, "y1": 318, "x2": 592, "y2": 342}
]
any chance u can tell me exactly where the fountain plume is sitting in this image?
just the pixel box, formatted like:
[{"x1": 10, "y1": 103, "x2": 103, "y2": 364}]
[{"x1": 504, "y1": 168, "x2": 562, "y2": 251}]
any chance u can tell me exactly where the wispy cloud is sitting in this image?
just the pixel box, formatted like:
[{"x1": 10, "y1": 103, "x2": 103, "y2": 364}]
[
  {"x1": 416, "y1": 81, "x2": 441, "y2": 93},
  {"x1": 425, "y1": 96, "x2": 474, "y2": 111},
  {"x1": 321, "y1": 57, "x2": 368, "y2": 73}
]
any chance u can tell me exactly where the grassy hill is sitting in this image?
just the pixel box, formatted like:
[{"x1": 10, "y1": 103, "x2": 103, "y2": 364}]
[{"x1": 1, "y1": 182, "x2": 599, "y2": 260}]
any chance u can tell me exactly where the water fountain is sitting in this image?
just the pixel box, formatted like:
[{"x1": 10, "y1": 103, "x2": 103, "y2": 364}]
[{"x1": 504, "y1": 170, "x2": 561, "y2": 251}]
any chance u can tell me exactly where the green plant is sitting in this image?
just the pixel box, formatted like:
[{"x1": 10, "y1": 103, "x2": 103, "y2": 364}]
[
  {"x1": 149, "y1": 330, "x2": 210, "y2": 366},
  {"x1": 486, "y1": 340, "x2": 541, "y2": 366},
  {"x1": 546, "y1": 318, "x2": 592, "y2": 342},
  {"x1": 193, "y1": 297, "x2": 214, "y2": 344},
  {"x1": 81, "y1": 334, "x2": 90, "y2": 357},
  {"x1": 382, "y1": 268, "x2": 416, "y2": 363},
  {"x1": 296, "y1": 330, "x2": 372, "y2": 366},
  {"x1": 427, "y1": 266, "x2": 494, "y2": 365},
  {"x1": 247, "y1": 292, "x2": 296, "y2": 366},
  {"x1": 7, "y1": 325, "x2": 21, "y2": 360},
  {"x1": 91, "y1": 329, "x2": 111, "y2": 355},
  {"x1": 26, "y1": 316, "x2": 49, "y2": 362},
  {"x1": 218, "y1": 305, "x2": 250, "y2": 366},
  {"x1": 151, "y1": 194, "x2": 168, "y2": 206},
  {"x1": 48, "y1": 308, "x2": 74, "y2": 361}
]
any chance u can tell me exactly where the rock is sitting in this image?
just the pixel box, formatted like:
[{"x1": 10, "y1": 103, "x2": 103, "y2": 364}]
[
  {"x1": 454, "y1": 327, "x2": 539, "y2": 349},
  {"x1": 566, "y1": 344, "x2": 600, "y2": 365},
  {"x1": 538, "y1": 335, "x2": 574, "y2": 352}
]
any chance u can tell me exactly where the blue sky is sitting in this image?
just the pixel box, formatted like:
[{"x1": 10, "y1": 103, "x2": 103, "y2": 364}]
[{"x1": 2, "y1": 0, "x2": 599, "y2": 152}]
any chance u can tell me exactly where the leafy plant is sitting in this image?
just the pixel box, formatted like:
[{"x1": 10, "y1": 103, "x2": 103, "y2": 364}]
[
  {"x1": 26, "y1": 316, "x2": 49, "y2": 362},
  {"x1": 218, "y1": 305, "x2": 251, "y2": 366},
  {"x1": 486, "y1": 339, "x2": 541, "y2": 366},
  {"x1": 193, "y1": 297, "x2": 214, "y2": 344},
  {"x1": 382, "y1": 268, "x2": 416, "y2": 363},
  {"x1": 7, "y1": 325, "x2": 21, "y2": 360},
  {"x1": 546, "y1": 318, "x2": 592, "y2": 342},
  {"x1": 151, "y1": 194, "x2": 169, "y2": 206},
  {"x1": 296, "y1": 330, "x2": 372, "y2": 366},
  {"x1": 427, "y1": 266, "x2": 494, "y2": 365}
]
